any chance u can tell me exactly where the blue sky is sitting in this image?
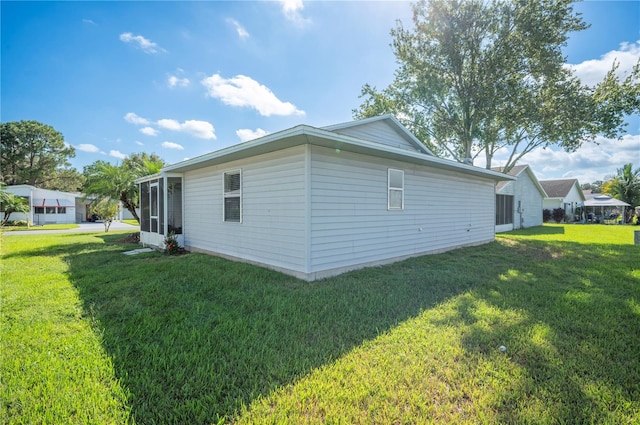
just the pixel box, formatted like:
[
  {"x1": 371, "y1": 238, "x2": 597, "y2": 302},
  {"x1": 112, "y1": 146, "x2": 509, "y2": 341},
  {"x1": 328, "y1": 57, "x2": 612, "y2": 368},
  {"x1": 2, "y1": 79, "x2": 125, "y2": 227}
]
[{"x1": 2, "y1": 0, "x2": 639, "y2": 185}]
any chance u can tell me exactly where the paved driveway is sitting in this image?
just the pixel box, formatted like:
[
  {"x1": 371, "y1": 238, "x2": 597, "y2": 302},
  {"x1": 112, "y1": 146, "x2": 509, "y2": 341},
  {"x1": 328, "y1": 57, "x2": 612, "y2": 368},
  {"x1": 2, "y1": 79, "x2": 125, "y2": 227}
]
[{"x1": 2, "y1": 221, "x2": 139, "y2": 236}]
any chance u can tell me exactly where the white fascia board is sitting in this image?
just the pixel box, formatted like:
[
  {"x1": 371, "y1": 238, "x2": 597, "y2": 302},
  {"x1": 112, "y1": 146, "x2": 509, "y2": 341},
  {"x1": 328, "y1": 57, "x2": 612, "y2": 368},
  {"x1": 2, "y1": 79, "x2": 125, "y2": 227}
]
[{"x1": 152, "y1": 124, "x2": 513, "y2": 182}]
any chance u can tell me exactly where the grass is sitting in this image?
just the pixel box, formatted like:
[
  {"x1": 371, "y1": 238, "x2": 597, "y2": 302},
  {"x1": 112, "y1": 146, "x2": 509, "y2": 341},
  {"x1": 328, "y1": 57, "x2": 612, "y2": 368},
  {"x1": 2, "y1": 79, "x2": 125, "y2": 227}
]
[
  {"x1": 1, "y1": 224, "x2": 639, "y2": 424},
  {"x1": 0, "y1": 223, "x2": 79, "y2": 231},
  {"x1": 121, "y1": 219, "x2": 139, "y2": 226}
]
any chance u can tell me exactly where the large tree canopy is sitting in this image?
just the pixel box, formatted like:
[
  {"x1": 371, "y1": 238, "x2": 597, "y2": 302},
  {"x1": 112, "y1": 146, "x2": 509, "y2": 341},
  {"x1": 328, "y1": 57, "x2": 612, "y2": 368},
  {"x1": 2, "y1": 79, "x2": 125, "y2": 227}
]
[
  {"x1": 354, "y1": 0, "x2": 639, "y2": 172},
  {"x1": 82, "y1": 153, "x2": 165, "y2": 223},
  {"x1": 1, "y1": 120, "x2": 76, "y2": 187}
]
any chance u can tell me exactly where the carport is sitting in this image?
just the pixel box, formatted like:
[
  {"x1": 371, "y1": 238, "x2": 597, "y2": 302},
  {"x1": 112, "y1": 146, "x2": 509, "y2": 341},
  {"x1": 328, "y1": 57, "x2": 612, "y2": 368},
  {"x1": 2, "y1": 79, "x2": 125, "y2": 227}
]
[{"x1": 579, "y1": 196, "x2": 630, "y2": 224}]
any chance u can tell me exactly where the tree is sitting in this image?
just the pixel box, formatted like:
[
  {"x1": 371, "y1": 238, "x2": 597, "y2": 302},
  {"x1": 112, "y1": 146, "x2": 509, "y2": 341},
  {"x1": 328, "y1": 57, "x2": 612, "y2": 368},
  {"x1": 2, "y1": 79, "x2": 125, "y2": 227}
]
[
  {"x1": 354, "y1": 0, "x2": 639, "y2": 173},
  {"x1": 91, "y1": 198, "x2": 119, "y2": 232},
  {"x1": 0, "y1": 188, "x2": 30, "y2": 226},
  {"x1": 604, "y1": 163, "x2": 640, "y2": 210},
  {"x1": 82, "y1": 153, "x2": 165, "y2": 223},
  {"x1": 1, "y1": 121, "x2": 76, "y2": 187}
]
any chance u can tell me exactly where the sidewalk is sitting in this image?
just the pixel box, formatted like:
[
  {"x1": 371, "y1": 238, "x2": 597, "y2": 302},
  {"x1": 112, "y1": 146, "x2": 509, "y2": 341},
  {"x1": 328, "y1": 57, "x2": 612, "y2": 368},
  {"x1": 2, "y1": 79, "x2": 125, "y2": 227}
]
[{"x1": 2, "y1": 221, "x2": 139, "y2": 236}]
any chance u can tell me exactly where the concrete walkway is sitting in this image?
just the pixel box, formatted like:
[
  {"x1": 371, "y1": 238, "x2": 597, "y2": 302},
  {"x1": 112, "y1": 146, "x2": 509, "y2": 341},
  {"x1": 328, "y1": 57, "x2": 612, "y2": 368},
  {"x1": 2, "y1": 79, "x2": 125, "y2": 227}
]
[{"x1": 2, "y1": 221, "x2": 139, "y2": 236}]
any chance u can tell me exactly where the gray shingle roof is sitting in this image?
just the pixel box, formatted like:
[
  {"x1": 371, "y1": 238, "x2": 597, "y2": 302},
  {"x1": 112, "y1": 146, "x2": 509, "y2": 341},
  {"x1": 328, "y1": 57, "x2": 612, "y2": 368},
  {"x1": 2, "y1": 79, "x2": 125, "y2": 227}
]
[{"x1": 539, "y1": 179, "x2": 579, "y2": 198}]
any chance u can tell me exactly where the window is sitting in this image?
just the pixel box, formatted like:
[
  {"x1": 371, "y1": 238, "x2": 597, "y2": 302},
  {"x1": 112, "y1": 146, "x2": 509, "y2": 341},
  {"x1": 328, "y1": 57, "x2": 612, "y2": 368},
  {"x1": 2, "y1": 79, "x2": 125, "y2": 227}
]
[
  {"x1": 46, "y1": 207, "x2": 56, "y2": 214},
  {"x1": 58, "y1": 207, "x2": 66, "y2": 214},
  {"x1": 388, "y1": 169, "x2": 404, "y2": 210},
  {"x1": 496, "y1": 194, "x2": 514, "y2": 225},
  {"x1": 224, "y1": 170, "x2": 241, "y2": 222},
  {"x1": 35, "y1": 207, "x2": 44, "y2": 214}
]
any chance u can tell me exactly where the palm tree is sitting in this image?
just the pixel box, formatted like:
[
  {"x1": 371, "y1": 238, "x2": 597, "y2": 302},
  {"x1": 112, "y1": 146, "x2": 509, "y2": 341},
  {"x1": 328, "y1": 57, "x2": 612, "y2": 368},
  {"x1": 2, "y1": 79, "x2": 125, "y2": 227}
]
[
  {"x1": 0, "y1": 188, "x2": 30, "y2": 226},
  {"x1": 82, "y1": 154, "x2": 164, "y2": 224},
  {"x1": 605, "y1": 163, "x2": 640, "y2": 222}
]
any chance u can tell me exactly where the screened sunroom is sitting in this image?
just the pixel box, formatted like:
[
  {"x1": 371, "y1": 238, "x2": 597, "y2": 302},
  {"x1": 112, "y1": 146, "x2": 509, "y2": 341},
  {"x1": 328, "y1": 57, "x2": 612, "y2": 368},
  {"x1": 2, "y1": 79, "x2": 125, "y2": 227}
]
[{"x1": 137, "y1": 173, "x2": 183, "y2": 249}]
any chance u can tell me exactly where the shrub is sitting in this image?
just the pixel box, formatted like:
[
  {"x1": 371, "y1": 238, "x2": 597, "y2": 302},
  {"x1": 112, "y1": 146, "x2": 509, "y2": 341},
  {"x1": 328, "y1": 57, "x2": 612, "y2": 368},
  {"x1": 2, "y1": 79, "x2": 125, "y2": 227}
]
[
  {"x1": 164, "y1": 232, "x2": 182, "y2": 255},
  {"x1": 542, "y1": 209, "x2": 552, "y2": 223},
  {"x1": 552, "y1": 208, "x2": 565, "y2": 223}
]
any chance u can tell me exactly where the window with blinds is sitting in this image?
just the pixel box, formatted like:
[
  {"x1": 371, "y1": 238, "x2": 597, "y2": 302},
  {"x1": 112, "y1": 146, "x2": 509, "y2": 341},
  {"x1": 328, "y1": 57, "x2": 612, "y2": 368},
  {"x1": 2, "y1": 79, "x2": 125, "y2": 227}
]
[{"x1": 224, "y1": 170, "x2": 242, "y2": 222}]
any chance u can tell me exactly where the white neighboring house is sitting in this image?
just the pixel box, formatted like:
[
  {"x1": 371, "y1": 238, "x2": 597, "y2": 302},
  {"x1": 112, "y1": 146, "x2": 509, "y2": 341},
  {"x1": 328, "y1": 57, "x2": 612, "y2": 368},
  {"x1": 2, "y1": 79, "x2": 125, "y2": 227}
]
[
  {"x1": 540, "y1": 179, "x2": 585, "y2": 222},
  {"x1": 135, "y1": 115, "x2": 513, "y2": 281},
  {"x1": 492, "y1": 164, "x2": 547, "y2": 232},
  {"x1": 1, "y1": 185, "x2": 81, "y2": 224}
]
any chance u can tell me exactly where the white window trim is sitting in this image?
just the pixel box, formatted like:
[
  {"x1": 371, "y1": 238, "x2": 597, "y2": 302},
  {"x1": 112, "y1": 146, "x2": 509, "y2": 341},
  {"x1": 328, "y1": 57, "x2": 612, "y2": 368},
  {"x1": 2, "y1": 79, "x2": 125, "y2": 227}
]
[
  {"x1": 388, "y1": 168, "x2": 404, "y2": 210},
  {"x1": 223, "y1": 169, "x2": 242, "y2": 223}
]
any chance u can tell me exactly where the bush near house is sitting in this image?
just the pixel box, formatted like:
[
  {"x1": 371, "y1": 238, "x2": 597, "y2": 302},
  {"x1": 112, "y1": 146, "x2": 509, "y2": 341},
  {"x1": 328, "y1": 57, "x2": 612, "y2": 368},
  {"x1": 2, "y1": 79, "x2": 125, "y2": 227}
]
[
  {"x1": 552, "y1": 207, "x2": 565, "y2": 223},
  {"x1": 542, "y1": 208, "x2": 552, "y2": 222}
]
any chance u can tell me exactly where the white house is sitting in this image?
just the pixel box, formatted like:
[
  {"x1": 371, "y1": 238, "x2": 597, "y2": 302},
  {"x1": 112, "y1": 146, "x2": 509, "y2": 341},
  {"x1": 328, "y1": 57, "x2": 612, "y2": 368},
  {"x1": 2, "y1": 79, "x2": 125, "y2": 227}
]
[
  {"x1": 136, "y1": 115, "x2": 513, "y2": 281},
  {"x1": 540, "y1": 179, "x2": 585, "y2": 222},
  {"x1": 1, "y1": 185, "x2": 81, "y2": 224},
  {"x1": 492, "y1": 164, "x2": 547, "y2": 232}
]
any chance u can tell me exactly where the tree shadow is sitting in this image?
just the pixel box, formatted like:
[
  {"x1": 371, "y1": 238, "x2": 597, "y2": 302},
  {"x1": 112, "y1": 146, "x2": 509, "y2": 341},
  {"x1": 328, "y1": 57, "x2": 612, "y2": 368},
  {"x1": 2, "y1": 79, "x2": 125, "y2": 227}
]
[
  {"x1": 440, "y1": 239, "x2": 640, "y2": 423},
  {"x1": 59, "y1": 233, "x2": 640, "y2": 424},
  {"x1": 65, "y1": 237, "x2": 493, "y2": 424}
]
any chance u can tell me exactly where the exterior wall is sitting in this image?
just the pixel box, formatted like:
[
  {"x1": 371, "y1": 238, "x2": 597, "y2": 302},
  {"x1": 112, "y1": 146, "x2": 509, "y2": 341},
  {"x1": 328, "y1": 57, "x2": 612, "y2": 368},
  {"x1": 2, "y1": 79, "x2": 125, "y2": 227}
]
[
  {"x1": 543, "y1": 198, "x2": 562, "y2": 211},
  {"x1": 182, "y1": 146, "x2": 308, "y2": 274},
  {"x1": 329, "y1": 121, "x2": 421, "y2": 152},
  {"x1": 511, "y1": 172, "x2": 543, "y2": 229},
  {"x1": 307, "y1": 146, "x2": 495, "y2": 279}
]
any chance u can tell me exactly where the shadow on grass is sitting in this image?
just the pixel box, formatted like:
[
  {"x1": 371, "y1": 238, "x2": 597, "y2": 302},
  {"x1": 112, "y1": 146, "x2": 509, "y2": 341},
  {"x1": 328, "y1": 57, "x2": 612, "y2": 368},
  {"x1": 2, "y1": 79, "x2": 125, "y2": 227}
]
[
  {"x1": 60, "y1": 233, "x2": 640, "y2": 424},
  {"x1": 502, "y1": 224, "x2": 566, "y2": 235},
  {"x1": 64, "y1": 236, "x2": 511, "y2": 424},
  {"x1": 445, "y1": 240, "x2": 640, "y2": 424}
]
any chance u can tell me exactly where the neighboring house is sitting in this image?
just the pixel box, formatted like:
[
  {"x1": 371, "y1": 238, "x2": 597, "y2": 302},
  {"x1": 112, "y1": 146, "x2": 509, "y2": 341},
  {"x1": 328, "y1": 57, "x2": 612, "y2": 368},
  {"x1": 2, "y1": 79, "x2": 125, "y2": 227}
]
[
  {"x1": 540, "y1": 179, "x2": 585, "y2": 222},
  {"x1": 136, "y1": 115, "x2": 513, "y2": 281},
  {"x1": 0, "y1": 185, "x2": 81, "y2": 224},
  {"x1": 492, "y1": 164, "x2": 547, "y2": 232}
]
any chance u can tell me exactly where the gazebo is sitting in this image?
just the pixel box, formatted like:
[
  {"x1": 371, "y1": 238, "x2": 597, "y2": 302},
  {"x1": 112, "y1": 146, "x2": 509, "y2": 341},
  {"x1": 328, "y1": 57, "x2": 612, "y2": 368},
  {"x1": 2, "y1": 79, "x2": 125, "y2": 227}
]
[{"x1": 579, "y1": 195, "x2": 630, "y2": 224}]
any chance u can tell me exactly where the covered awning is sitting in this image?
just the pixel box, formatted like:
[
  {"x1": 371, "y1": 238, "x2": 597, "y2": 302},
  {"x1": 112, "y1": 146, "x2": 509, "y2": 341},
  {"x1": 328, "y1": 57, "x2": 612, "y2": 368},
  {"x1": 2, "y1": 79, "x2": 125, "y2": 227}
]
[
  {"x1": 579, "y1": 196, "x2": 630, "y2": 207},
  {"x1": 33, "y1": 198, "x2": 76, "y2": 208}
]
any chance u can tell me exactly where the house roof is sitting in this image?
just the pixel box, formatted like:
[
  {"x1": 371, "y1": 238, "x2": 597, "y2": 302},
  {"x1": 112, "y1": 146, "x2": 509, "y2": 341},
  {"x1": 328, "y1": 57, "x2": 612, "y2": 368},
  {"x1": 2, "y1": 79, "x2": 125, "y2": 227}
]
[
  {"x1": 152, "y1": 116, "x2": 514, "y2": 184},
  {"x1": 492, "y1": 164, "x2": 547, "y2": 197},
  {"x1": 539, "y1": 179, "x2": 585, "y2": 201}
]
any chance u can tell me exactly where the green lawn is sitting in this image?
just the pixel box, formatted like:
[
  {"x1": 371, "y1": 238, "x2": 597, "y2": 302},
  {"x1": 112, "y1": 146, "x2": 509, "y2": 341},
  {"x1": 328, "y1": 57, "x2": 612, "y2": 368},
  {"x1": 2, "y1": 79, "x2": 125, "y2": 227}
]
[
  {"x1": 1, "y1": 224, "x2": 639, "y2": 424},
  {"x1": 0, "y1": 223, "x2": 79, "y2": 231}
]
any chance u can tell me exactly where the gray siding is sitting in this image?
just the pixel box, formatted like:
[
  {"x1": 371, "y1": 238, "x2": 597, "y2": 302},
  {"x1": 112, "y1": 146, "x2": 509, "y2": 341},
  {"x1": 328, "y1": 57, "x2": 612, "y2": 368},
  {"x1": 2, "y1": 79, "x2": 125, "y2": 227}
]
[
  {"x1": 309, "y1": 146, "x2": 495, "y2": 274},
  {"x1": 513, "y1": 172, "x2": 543, "y2": 228},
  {"x1": 329, "y1": 120, "x2": 421, "y2": 152},
  {"x1": 183, "y1": 146, "x2": 308, "y2": 272}
]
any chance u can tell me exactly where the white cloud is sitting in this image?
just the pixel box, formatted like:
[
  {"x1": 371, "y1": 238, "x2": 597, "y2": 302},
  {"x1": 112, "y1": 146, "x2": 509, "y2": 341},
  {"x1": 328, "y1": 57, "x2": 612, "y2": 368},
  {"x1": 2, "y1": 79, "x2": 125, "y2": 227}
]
[
  {"x1": 140, "y1": 127, "x2": 160, "y2": 136},
  {"x1": 162, "y1": 141, "x2": 185, "y2": 150},
  {"x1": 567, "y1": 40, "x2": 640, "y2": 87},
  {"x1": 119, "y1": 32, "x2": 166, "y2": 54},
  {"x1": 124, "y1": 112, "x2": 150, "y2": 125},
  {"x1": 83, "y1": 18, "x2": 95, "y2": 25},
  {"x1": 487, "y1": 134, "x2": 640, "y2": 184},
  {"x1": 109, "y1": 150, "x2": 127, "y2": 160},
  {"x1": 278, "y1": 0, "x2": 311, "y2": 27},
  {"x1": 76, "y1": 143, "x2": 100, "y2": 153},
  {"x1": 201, "y1": 73, "x2": 305, "y2": 117},
  {"x1": 168, "y1": 75, "x2": 190, "y2": 88},
  {"x1": 157, "y1": 119, "x2": 216, "y2": 139},
  {"x1": 135, "y1": 141, "x2": 144, "y2": 146},
  {"x1": 157, "y1": 119, "x2": 182, "y2": 131},
  {"x1": 226, "y1": 18, "x2": 250, "y2": 39},
  {"x1": 236, "y1": 128, "x2": 269, "y2": 142}
]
